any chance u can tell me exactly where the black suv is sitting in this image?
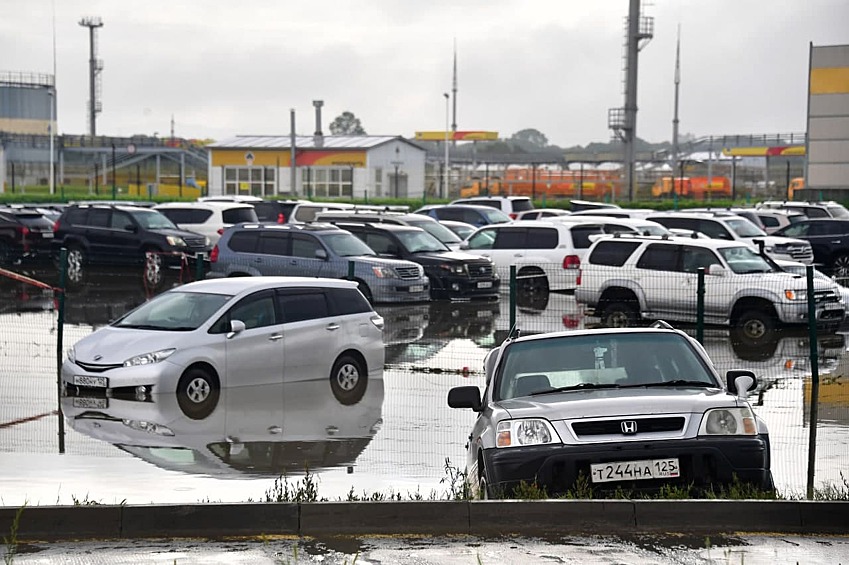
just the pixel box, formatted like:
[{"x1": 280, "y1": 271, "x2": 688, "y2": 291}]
[
  {"x1": 52, "y1": 204, "x2": 211, "y2": 286},
  {"x1": 335, "y1": 222, "x2": 499, "y2": 300},
  {"x1": 0, "y1": 207, "x2": 56, "y2": 264},
  {"x1": 774, "y1": 218, "x2": 849, "y2": 279},
  {"x1": 315, "y1": 209, "x2": 463, "y2": 249}
]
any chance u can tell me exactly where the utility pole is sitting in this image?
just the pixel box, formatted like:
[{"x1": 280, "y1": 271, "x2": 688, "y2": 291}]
[
  {"x1": 451, "y1": 40, "x2": 458, "y2": 145},
  {"x1": 78, "y1": 17, "x2": 104, "y2": 139},
  {"x1": 290, "y1": 109, "x2": 297, "y2": 196},
  {"x1": 672, "y1": 24, "x2": 681, "y2": 178}
]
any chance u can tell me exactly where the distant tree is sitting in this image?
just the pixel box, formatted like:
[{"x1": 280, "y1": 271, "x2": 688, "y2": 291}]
[
  {"x1": 329, "y1": 111, "x2": 366, "y2": 135},
  {"x1": 510, "y1": 128, "x2": 549, "y2": 150}
]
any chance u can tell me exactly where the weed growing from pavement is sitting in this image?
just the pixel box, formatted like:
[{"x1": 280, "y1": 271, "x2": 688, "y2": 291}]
[{"x1": 3, "y1": 502, "x2": 25, "y2": 565}]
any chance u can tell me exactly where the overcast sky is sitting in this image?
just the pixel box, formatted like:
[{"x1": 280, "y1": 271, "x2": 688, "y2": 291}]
[{"x1": 2, "y1": 0, "x2": 847, "y2": 147}]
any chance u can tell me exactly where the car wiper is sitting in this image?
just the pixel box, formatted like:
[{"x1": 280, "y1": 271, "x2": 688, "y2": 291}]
[
  {"x1": 639, "y1": 380, "x2": 716, "y2": 388},
  {"x1": 530, "y1": 382, "x2": 621, "y2": 395},
  {"x1": 115, "y1": 324, "x2": 168, "y2": 330}
]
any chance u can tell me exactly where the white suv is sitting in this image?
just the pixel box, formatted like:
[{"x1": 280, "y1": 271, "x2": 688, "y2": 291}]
[
  {"x1": 575, "y1": 234, "x2": 844, "y2": 340},
  {"x1": 450, "y1": 196, "x2": 534, "y2": 220},
  {"x1": 460, "y1": 219, "x2": 604, "y2": 292},
  {"x1": 155, "y1": 201, "x2": 258, "y2": 245},
  {"x1": 646, "y1": 211, "x2": 814, "y2": 264}
]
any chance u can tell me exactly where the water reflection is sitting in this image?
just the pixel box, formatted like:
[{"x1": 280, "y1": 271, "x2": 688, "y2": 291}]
[{"x1": 62, "y1": 380, "x2": 384, "y2": 477}]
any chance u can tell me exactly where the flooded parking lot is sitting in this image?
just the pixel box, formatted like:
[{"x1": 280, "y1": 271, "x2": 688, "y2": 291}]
[{"x1": 0, "y1": 264, "x2": 848, "y2": 505}]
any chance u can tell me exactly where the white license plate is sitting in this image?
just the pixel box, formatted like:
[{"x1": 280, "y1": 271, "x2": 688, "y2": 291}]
[
  {"x1": 73, "y1": 397, "x2": 108, "y2": 409},
  {"x1": 477, "y1": 281, "x2": 493, "y2": 289},
  {"x1": 590, "y1": 458, "x2": 680, "y2": 483},
  {"x1": 408, "y1": 285, "x2": 424, "y2": 293},
  {"x1": 73, "y1": 375, "x2": 108, "y2": 388},
  {"x1": 41, "y1": 232, "x2": 54, "y2": 239}
]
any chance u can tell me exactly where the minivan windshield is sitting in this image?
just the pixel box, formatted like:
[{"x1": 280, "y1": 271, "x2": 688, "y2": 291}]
[
  {"x1": 114, "y1": 291, "x2": 233, "y2": 331},
  {"x1": 322, "y1": 232, "x2": 377, "y2": 257}
]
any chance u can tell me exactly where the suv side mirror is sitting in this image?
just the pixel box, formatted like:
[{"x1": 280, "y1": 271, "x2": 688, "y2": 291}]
[
  {"x1": 448, "y1": 386, "x2": 482, "y2": 411},
  {"x1": 726, "y1": 369, "x2": 757, "y2": 398},
  {"x1": 314, "y1": 248, "x2": 328, "y2": 260},
  {"x1": 124, "y1": 224, "x2": 138, "y2": 233},
  {"x1": 707, "y1": 264, "x2": 727, "y2": 276}
]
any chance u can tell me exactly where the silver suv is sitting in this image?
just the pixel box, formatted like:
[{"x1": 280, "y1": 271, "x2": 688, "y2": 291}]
[
  {"x1": 449, "y1": 196, "x2": 534, "y2": 220},
  {"x1": 448, "y1": 324, "x2": 773, "y2": 498},
  {"x1": 209, "y1": 223, "x2": 429, "y2": 304},
  {"x1": 575, "y1": 234, "x2": 845, "y2": 340}
]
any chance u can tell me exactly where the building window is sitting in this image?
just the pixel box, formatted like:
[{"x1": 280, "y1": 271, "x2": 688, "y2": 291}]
[
  {"x1": 310, "y1": 167, "x2": 353, "y2": 199},
  {"x1": 374, "y1": 167, "x2": 383, "y2": 197},
  {"x1": 224, "y1": 167, "x2": 277, "y2": 196}
]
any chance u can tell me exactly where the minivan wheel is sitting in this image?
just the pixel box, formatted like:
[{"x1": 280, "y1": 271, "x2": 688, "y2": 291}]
[
  {"x1": 177, "y1": 368, "x2": 220, "y2": 420},
  {"x1": 602, "y1": 302, "x2": 637, "y2": 328},
  {"x1": 65, "y1": 246, "x2": 86, "y2": 285},
  {"x1": 330, "y1": 354, "x2": 367, "y2": 405},
  {"x1": 737, "y1": 309, "x2": 774, "y2": 342}
]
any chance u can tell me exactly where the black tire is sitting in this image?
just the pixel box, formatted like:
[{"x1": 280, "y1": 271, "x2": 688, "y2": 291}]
[
  {"x1": 330, "y1": 353, "x2": 367, "y2": 405},
  {"x1": 601, "y1": 301, "x2": 638, "y2": 328},
  {"x1": 143, "y1": 249, "x2": 164, "y2": 290},
  {"x1": 64, "y1": 245, "x2": 86, "y2": 286},
  {"x1": 833, "y1": 254, "x2": 849, "y2": 281},
  {"x1": 357, "y1": 281, "x2": 374, "y2": 304},
  {"x1": 176, "y1": 367, "x2": 220, "y2": 420},
  {"x1": 478, "y1": 459, "x2": 491, "y2": 500},
  {"x1": 736, "y1": 309, "x2": 775, "y2": 343}
]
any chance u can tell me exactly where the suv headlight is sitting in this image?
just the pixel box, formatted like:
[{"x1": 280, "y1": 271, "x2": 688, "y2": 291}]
[
  {"x1": 439, "y1": 263, "x2": 467, "y2": 275},
  {"x1": 784, "y1": 289, "x2": 807, "y2": 301},
  {"x1": 496, "y1": 419, "x2": 560, "y2": 448},
  {"x1": 698, "y1": 407, "x2": 757, "y2": 436},
  {"x1": 166, "y1": 235, "x2": 188, "y2": 248},
  {"x1": 371, "y1": 266, "x2": 399, "y2": 279},
  {"x1": 123, "y1": 348, "x2": 176, "y2": 367}
]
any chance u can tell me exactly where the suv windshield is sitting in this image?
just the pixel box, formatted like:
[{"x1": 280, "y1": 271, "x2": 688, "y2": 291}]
[
  {"x1": 495, "y1": 333, "x2": 715, "y2": 401},
  {"x1": 114, "y1": 291, "x2": 232, "y2": 331},
  {"x1": 396, "y1": 230, "x2": 449, "y2": 253},
  {"x1": 130, "y1": 209, "x2": 179, "y2": 230},
  {"x1": 726, "y1": 218, "x2": 767, "y2": 238},
  {"x1": 405, "y1": 218, "x2": 462, "y2": 245},
  {"x1": 718, "y1": 246, "x2": 773, "y2": 274},
  {"x1": 482, "y1": 209, "x2": 512, "y2": 223},
  {"x1": 322, "y1": 232, "x2": 376, "y2": 257},
  {"x1": 827, "y1": 204, "x2": 849, "y2": 219}
]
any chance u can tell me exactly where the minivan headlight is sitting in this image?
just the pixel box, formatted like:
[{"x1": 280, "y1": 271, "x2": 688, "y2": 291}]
[
  {"x1": 698, "y1": 407, "x2": 757, "y2": 436},
  {"x1": 496, "y1": 419, "x2": 560, "y2": 448},
  {"x1": 123, "y1": 348, "x2": 176, "y2": 367},
  {"x1": 166, "y1": 235, "x2": 188, "y2": 248}
]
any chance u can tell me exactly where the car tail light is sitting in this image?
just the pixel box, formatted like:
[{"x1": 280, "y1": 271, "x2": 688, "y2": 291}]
[
  {"x1": 563, "y1": 255, "x2": 580, "y2": 269},
  {"x1": 210, "y1": 245, "x2": 219, "y2": 263},
  {"x1": 509, "y1": 213, "x2": 518, "y2": 220},
  {"x1": 277, "y1": 213, "x2": 285, "y2": 223},
  {"x1": 217, "y1": 228, "x2": 225, "y2": 235},
  {"x1": 562, "y1": 315, "x2": 580, "y2": 329},
  {"x1": 53, "y1": 220, "x2": 60, "y2": 233}
]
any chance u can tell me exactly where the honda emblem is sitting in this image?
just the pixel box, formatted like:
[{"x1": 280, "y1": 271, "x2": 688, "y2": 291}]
[{"x1": 621, "y1": 420, "x2": 638, "y2": 434}]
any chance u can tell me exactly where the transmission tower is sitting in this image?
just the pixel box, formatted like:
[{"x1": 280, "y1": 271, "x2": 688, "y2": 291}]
[{"x1": 79, "y1": 16, "x2": 104, "y2": 139}]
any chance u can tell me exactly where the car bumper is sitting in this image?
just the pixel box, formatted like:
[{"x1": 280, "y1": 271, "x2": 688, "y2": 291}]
[
  {"x1": 61, "y1": 359, "x2": 183, "y2": 398},
  {"x1": 371, "y1": 280, "x2": 431, "y2": 303},
  {"x1": 775, "y1": 301, "x2": 845, "y2": 326},
  {"x1": 481, "y1": 435, "x2": 773, "y2": 496},
  {"x1": 428, "y1": 274, "x2": 500, "y2": 300}
]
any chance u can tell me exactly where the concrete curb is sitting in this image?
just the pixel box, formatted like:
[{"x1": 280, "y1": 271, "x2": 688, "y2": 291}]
[{"x1": 1, "y1": 500, "x2": 848, "y2": 541}]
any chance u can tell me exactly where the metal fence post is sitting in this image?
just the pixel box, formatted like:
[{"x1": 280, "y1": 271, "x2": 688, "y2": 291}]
[
  {"x1": 805, "y1": 265, "x2": 820, "y2": 499},
  {"x1": 195, "y1": 252, "x2": 204, "y2": 281},
  {"x1": 509, "y1": 266, "x2": 516, "y2": 333},
  {"x1": 696, "y1": 267, "x2": 705, "y2": 344},
  {"x1": 348, "y1": 260, "x2": 355, "y2": 280},
  {"x1": 56, "y1": 247, "x2": 67, "y2": 454}
]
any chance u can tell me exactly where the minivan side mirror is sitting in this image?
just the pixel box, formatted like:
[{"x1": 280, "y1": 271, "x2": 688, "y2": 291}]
[
  {"x1": 448, "y1": 386, "x2": 482, "y2": 411},
  {"x1": 227, "y1": 319, "x2": 246, "y2": 339}
]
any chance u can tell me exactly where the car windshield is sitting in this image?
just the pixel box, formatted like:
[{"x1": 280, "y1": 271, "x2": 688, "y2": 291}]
[
  {"x1": 482, "y1": 208, "x2": 512, "y2": 224},
  {"x1": 396, "y1": 229, "x2": 449, "y2": 253},
  {"x1": 406, "y1": 219, "x2": 462, "y2": 244},
  {"x1": 726, "y1": 217, "x2": 767, "y2": 238},
  {"x1": 322, "y1": 232, "x2": 376, "y2": 257},
  {"x1": 827, "y1": 204, "x2": 849, "y2": 219},
  {"x1": 718, "y1": 246, "x2": 774, "y2": 274},
  {"x1": 495, "y1": 333, "x2": 716, "y2": 401},
  {"x1": 113, "y1": 291, "x2": 233, "y2": 331},
  {"x1": 130, "y1": 209, "x2": 179, "y2": 230}
]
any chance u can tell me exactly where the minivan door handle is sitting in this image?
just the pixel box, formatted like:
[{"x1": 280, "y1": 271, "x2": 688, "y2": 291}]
[
  {"x1": 268, "y1": 333, "x2": 283, "y2": 341},
  {"x1": 326, "y1": 323, "x2": 340, "y2": 331}
]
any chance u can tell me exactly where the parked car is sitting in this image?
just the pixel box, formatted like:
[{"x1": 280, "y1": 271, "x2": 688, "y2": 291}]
[
  {"x1": 449, "y1": 196, "x2": 534, "y2": 219},
  {"x1": 154, "y1": 201, "x2": 258, "y2": 245},
  {"x1": 51, "y1": 204, "x2": 211, "y2": 287},
  {"x1": 314, "y1": 209, "x2": 463, "y2": 250},
  {"x1": 574, "y1": 234, "x2": 845, "y2": 340},
  {"x1": 334, "y1": 221, "x2": 500, "y2": 300},
  {"x1": 646, "y1": 211, "x2": 814, "y2": 264},
  {"x1": 0, "y1": 207, "x2": 56, "y2": 264},
  {"x1": 61, "y1": 276, "x2": 385, "y2": 418},
  {"x1": 678, "y1": 207, "x2": 767, "y2": 230},
  {"x1": 553, "y1": 215, "x2": 671, "y2": 236},
  {"x1": 208, "y1": 222, "x2": 430, "y2": 304},
  {"x1": 515, "y1": 208, "x2": 571, "y2": 221},
  {"x1": 414, "y1": 204, "x2": 512, "y2": 227},
  {"x1": 439, "y1": 219, "x2": 477, "y2": 240},
  {"x1": 569, "y1": 200, "x2": 620, "y2": 212},
  {"x1": 569, "y1": 208, "x2": 655, "y2": 219},
  {"x1": 460, "y1": 219, "x2": 604, "y2": 293},
  {"x1": 756, "y1": 209, "x2": 806, "y2": 234},
  {"x1": 447, "y1": 323, "x2": 773, "y2": 498},
  {"x1": 251, "y1": 199, "x2": 310, "y2": 223},
  {"x1": 758, "y1": 200, "x2": 849, "y2": 220},
  {"x1": 773, "y1": 219, "x2": 849, "y2": 279}
]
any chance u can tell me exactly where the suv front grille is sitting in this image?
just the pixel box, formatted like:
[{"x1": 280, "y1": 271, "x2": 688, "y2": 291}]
[
  {"x1": 571, "y1": 417, "x2": 685, "y2": 437},
  {"x1": 468, "y1": 264, "x2": 494, "y2": 279},
  {"x1": 182, "y1": 235, "x2": 208, "y2": 249},
  {"x1": 395, "y1": 266, "x2": 421, "y2": 280},
  {"x1": 785, "y1": 246, "x2": 814, "y2": 262},
  {"x1": 75, "y1": 361, "x2": 123, "y2": 373},
  {"x1": 815, "y1": 290, "x2": 841, "y2": 304}
]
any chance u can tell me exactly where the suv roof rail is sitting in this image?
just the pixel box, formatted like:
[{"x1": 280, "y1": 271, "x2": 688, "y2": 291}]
[{"x1": 651, "y1": 320, "x2": 674, "y2": 330}]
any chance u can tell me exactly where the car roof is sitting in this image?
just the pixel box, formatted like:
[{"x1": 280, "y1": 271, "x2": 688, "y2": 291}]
[
  {"x1": 227, "y1": 222, "x2": 344, "y2": 233},
  {"x1": 178, "y1": 276, "x2": 359, "y2": 295},
  {"x1": 452, "y1": 196, "x2": 531, "y2": 202},
  {"x1": 156, "y1": 201, "x2": 254, "y2": 210},
  {"x1": 333, "y1": 221, "x2": 424, "y2": 233},
  {"x1": 591, "y1": 232, "x2": 752, "y2": 249},
  {"x1": 505, "y1": 326, "x2": 688, "y2": 345}
]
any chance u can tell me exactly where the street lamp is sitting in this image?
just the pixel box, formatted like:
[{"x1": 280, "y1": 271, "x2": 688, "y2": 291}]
[
  {"x1": 111, "y1": 143, "x2": 116, "y2": 199},
  {"x1": 443, "y1": 92, "x2": 450, "y2": 198}
]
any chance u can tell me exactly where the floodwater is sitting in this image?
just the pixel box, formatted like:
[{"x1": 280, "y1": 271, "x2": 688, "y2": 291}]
[{"x1": 0, "y1": 263, "x2": 847, "y2": 507}]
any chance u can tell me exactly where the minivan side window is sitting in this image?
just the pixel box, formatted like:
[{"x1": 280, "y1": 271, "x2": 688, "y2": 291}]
[
  {"x1": 209, "y1": 290, "x2": 277, "y2": 333},
  {"x1": 278, "y1": 290, "x2": 329, "y2": 322},
  {"x1": 636, "y1": 243, "x2": 681, "y2": 271},
  {"x1": 589, "y1": 241, "x2": 640, "y2": 266},
  {"x1": 328, "y1": 287, "x2": 372, "y2": 315}
]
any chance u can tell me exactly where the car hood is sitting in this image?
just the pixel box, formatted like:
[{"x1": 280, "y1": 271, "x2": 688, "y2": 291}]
[
  {"x1": 151, "y1": 227, "x2": 206, "y2": 240},
  {"x1": 72, "y1": 327, "x2": 190, "y2": 364},
  {"x1": 498, "y1": 387, "x2": 739, "y2": 420},
  {"x1": 749, "y1": 235, "x2": 809, "y2": 247},
  {"x1": 412, "y1": 250, "x2": 490, "y2": 264},
  {"x1": 348, "y1": 255, "x2": 422, "y2": 269}
]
